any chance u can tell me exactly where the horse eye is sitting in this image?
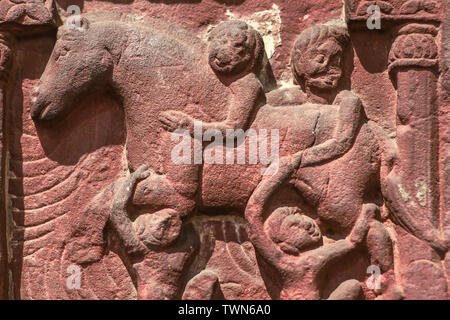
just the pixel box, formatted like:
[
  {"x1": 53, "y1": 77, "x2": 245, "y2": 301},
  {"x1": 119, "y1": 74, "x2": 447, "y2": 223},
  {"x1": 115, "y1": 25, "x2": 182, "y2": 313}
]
[
  {"x1": 233, "y1": 41, "x2": 245, "y2": 48},
  {"x1": 315, "y1": 54, "x2": 325, "y2": 63},
  {"x1": 55, "y1": 46, "x2": 69, "y2": 61}
]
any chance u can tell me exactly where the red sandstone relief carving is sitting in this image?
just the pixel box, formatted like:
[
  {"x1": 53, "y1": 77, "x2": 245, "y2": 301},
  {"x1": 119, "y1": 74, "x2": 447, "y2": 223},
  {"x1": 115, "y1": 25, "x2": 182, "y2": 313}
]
[{"x1": 0, "y1": 0, "x2": 448, "y2": 300}]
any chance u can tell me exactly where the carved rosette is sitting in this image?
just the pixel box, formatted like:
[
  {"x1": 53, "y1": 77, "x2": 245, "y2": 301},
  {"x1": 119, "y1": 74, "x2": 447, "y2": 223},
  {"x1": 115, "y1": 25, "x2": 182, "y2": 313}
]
[{"x1": 389, "y1": 24, "x2": 439, "y2": 74}]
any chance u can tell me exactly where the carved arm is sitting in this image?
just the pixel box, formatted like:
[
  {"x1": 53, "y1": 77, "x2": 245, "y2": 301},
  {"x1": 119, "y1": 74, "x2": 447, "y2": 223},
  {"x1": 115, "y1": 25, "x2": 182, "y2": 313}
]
[{"x1": 301, "y1": 90, "x2": 363, "y2": 167}]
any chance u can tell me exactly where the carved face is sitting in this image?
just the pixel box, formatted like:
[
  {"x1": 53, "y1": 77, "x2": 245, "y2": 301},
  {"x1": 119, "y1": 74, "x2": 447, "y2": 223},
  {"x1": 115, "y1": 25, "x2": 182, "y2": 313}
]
[
  {"x1": 279, "y1": 211, "x2": 322, "y2": 252},
  {"x1": 31, "y1": 25, "x2": 113, "y2": 122},
  {"x1": 298, "y1": 38, "x2": 343, "y2": 91},
  {"x1": 134, "y1": 210, "x2": 181, "y2": 247},
  {"x1": 208, "y1": 28, "x2": 254, "y2": 75}
]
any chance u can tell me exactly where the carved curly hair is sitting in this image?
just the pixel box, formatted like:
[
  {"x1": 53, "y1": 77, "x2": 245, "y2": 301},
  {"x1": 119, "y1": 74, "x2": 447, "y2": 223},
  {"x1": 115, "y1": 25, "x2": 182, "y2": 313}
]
[
  {"x1": 208, "y1": 20, "x2": 265, "y2": 75},
  {"x1": 265, "y1": 207, "x2": 321, "y2": 255},
  {"x1": 291, "y1": 20, "x2": 349, "y2": 84}
]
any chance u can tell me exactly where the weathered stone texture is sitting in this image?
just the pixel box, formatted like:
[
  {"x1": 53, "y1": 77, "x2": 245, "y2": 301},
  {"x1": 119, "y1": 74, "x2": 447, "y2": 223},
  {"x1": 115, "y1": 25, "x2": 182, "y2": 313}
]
[{"x1": 0, "y1": 0, "x2": 448, "y2": 300}]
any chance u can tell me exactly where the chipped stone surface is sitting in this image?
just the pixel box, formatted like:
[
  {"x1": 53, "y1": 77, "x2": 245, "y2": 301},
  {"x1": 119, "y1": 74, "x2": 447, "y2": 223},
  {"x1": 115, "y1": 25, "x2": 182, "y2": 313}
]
[{"x1": 0, "y1": 0, "x2": 448, "y2": 300}]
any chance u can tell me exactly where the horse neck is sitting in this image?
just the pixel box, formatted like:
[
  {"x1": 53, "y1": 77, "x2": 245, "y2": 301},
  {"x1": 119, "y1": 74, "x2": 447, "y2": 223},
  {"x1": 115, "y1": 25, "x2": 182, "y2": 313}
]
[{"x1": 97, "y1": 25, "x2": 138, "y2": 106}]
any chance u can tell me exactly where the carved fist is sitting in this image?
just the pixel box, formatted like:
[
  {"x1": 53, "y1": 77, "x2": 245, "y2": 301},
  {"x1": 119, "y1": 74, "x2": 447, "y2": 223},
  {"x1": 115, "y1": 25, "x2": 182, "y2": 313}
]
[
  {"x1": 350, "y1": 204, "x2": 380, "y2": 245},
  {"x1": 159, "y1": 110, "x2": 194, "y2": 133},
  {"x1": 112, "y1": 164, "x2": 153, "y2": 210},
  {"x1": 333, "y1": 90, "x2": 361, "y2": 107}
]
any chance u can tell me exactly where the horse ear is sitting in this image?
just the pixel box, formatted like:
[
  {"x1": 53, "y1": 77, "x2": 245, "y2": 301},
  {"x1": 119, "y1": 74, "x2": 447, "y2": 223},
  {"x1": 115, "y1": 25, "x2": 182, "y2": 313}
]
[
  {"x1": 78, "y1": 17, "x2": 90, "y2": 31},
  {"x1": 61, "y1": 15, "x2": 90, "y2": 33}
]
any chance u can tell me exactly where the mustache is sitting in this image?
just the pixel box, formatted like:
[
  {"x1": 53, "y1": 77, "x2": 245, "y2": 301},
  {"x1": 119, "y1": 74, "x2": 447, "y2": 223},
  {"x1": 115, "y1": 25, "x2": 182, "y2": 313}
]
[{"x1": 311, "y1": 68, "x2": 342, "y2": 79}]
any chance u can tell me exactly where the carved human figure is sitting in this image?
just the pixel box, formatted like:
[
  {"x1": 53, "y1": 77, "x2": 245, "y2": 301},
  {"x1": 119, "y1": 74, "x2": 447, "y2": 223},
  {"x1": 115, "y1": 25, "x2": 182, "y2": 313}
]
[
  {"x1": 67, "y1": 164, "x2": 199, "y2": 300},
  {"x1": 131, "y1": 20, "x2": 266, "y2": 248},
  {"x1": 30, "y1": 13, "x2": 399, "y2": 299},
  {"x1": 245, "y1": 154, "x2": 376, "y2": 300},
  {"x1": 159, "y1": 20, "x2": 265, "y2": 136},
  {"x1": 250, "y1": 21, "x2": 399, "y2": 298},
  {"x1": 133, "y1": 20, "x2": 266, "y2": 210},
  {"x1": 267, "y1": 20, "x2": 349, "y2": 106},
  {"x1": 267, "y1": 21, "x2": 364, "y2": 167},
  {"x1": 108, "y1": 165, "x2": 199, "y2": 299}
]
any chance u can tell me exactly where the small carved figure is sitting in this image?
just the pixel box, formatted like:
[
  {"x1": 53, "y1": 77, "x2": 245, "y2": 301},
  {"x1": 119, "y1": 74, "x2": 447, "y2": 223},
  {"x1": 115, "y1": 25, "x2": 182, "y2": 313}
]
[
  {"x1": 267, "y1": 20, "x2": 349, "y2": 106},
  {"x1": 245, "y1": 154, "x2": 376, "y2": 300},
  {"x1": 159, "y1": 20, "x2": 265, "y2": 139},
  {"x1": 109, "y1": 165, "x2": 199, "y2": 299},
  {"x1": 134, "y1": 20, "x2": 266, "y2": 239}
]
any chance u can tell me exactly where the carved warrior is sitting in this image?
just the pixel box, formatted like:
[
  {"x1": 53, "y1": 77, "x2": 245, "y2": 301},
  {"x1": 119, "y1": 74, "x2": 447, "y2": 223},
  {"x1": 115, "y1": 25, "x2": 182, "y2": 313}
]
[{"x1": 27, "y1": 7, "x2": 448, "y2": 299}]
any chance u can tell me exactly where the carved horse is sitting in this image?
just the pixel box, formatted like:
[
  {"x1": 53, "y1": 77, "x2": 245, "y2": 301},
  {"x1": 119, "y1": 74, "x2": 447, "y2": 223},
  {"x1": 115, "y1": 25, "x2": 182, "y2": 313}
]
[
  {"x1": 31, "y1": 12, "x2": 449, "y2": 300},
  {"x1": 32, "y1": 11, "x2": 387, "y2": 231},
  {"x1": 33, "y1": 13, "x2": 427, "y2": 297}
]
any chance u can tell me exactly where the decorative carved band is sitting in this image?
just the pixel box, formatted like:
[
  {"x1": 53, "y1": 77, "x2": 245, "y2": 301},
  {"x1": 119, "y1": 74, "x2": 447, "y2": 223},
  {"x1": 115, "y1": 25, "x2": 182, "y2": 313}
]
[{"x1": 388, "y1": 24, "x2": 439, "y2": 74}]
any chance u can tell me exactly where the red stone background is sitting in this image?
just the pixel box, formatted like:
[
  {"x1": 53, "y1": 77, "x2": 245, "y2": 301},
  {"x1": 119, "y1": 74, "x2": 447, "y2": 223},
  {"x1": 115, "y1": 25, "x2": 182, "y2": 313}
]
[{"x1": 0, "y1": 0, "x2": 448, "y2": 299}]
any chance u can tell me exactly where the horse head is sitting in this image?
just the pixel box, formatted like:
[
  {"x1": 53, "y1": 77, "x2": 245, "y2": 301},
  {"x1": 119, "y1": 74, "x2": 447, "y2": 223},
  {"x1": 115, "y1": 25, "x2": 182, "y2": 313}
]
[{"x1": 31, "y1": 17, "x2": 115, "y2": 122}]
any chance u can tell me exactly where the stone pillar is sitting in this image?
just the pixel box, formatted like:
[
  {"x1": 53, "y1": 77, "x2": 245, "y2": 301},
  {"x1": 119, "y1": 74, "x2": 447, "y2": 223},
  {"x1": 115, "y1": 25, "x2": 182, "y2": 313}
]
[
  {"x1": 388, "y1": 23, "x2": 439, "y2": 228},
  {"x1": 441, "y1": 0, "x2": 450, "y2": 299},
  {"x1": 0, "y1": 31, "x2": 13, "y2": 300},
  {"x1": 388, "y1": 23, "x2": 447, "y2": 300}
]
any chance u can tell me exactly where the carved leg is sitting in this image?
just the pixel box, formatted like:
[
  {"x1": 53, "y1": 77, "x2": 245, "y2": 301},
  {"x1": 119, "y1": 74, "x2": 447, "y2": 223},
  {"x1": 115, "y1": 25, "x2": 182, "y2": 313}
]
[
  {"x1": 134, "y1": 223, "x2": 199, "y2": 300},
  {"x1": 182, "y1": 270, "x2": 220, "y2": 300},
  {"x1": 327, "y1": 279, "x2": 362, "y2": 300},
  {"x1": 365, "y1": 217, "x2": 402, "y2": 299}
]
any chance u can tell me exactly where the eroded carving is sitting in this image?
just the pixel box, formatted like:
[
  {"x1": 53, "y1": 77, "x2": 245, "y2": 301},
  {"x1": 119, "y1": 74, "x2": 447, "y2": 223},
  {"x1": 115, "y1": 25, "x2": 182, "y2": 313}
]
[
  {"x1": 0, "y1": 0, "x2": 55, "y2": 25},
  {"x1": 3, "y1": 0, "x2": 446, "y2": 301}
]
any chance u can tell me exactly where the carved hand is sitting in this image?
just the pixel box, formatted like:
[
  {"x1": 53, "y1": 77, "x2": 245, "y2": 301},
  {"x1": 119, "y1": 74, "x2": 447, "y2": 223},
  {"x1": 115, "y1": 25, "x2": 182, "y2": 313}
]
[
  {"x1": 112, "y1": 164, "x2": 153, "y2": 211},
  {"x1": 159, "y1": 110, "x2": 194, "y2": 133},
  {"x1": 350, "y1": 204, "x2": 379, "y2": 245},
  {"x1": 333, "y1": 90, "x2": 361, "y2": 106},
  {"x1": 109, "y1": 165, "x2": 154, "y2": 255}
]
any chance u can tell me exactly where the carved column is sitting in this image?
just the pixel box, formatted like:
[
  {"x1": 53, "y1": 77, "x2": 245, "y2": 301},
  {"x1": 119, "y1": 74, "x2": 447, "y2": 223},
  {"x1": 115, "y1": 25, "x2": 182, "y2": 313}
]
[
  {"x1": 441, "y1": 0, "x2": 450, "y2": 299},
  {"x1": 0, "y1": 31, "x2": 13, "y2": 300},
  {"x1": 387, "y1": 23, "x2": 447, "y2": 299},
  {"x1": 388, "y1": 23, "x2": 439, "y2": 229},
  {"x1": 345, "y1": 0, "x2": 447, "y2": 299}
]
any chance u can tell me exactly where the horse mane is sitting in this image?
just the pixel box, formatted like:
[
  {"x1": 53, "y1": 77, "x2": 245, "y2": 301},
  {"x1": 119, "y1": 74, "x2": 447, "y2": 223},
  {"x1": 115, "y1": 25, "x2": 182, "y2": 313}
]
[{"x1": 77, "y1": 11, "x2": 205, "y2": 51}]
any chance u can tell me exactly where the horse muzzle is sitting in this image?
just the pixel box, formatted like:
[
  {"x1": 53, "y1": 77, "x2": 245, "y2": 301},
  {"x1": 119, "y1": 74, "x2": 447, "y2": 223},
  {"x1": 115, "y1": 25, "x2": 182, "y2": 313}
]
[{"x1": 30, "y1": 86, "x2": 53, "y2": 122}]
